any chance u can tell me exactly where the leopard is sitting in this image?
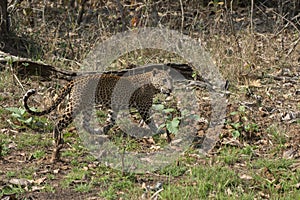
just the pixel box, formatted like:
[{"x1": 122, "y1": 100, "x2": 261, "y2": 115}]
[{"x1": 23, "y1": 68, "x2": 173, "y2": 162}]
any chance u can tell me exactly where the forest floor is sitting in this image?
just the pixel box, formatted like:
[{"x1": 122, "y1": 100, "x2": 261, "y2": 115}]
[{"x1": 0, "y1": 1, "x2": 300, "y2": 199}]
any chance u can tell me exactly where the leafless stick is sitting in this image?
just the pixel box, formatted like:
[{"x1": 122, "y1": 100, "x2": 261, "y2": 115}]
[
  {"x1": 179, "y1": 0, "x2": 184, "y2": 34},
  {"x1": 287, "y1": 37, "x2": 300, "y2": 57},
  {"x1": 77, "y1": 0, "x2": 87, "y2": 25},
  {"x1": 9, "y1": 64, "x2": 25, "y2": 92},
  {"x1": 250, "y1": 0, "x2": 254, "y2": 34},
  {"x1": 150, "y1": 188, "x2": 164, "y2": 200},
  {"x1": 258, "y1": 2, "x2": 300, "y2": 35},
  {"x1": 115, "y1": 0, "x2": 126, "y2": 31}
]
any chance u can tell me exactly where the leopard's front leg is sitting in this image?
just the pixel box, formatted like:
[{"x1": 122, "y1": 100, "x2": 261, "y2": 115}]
[{"x1": 82, "y1": 108, "x2": 116, "y2": 134}]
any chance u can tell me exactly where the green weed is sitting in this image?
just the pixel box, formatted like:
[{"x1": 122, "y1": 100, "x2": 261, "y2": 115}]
[
  {"x1": 5, "y1": 107, "x2": 51, "y2": 132},
  {"x1": 161, "y1": 165, "x2": 243, "y2": 199},
  {"x1": 267, "y1": 125, "x2": 287, "y2": 145},
  {"x1": 74, "y1": 183, "x2": 92, "y2": 193},
  {"x1": 32, "y1": 149, "x2": 46, "y2": 159},
  {"x1": 227, "y1": 106, "x2": 260, "y2": 139},
  {"x1": 61, "y1": 167, "x2": 90, "y2": 187}
]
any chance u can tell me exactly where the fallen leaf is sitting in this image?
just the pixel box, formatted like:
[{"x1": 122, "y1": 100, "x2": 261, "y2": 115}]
[
  {"x1": 31, "y1": 186, "x2": 45, "y2": 192},
  {"x1": 9, "y1": 178, "x2": 31, "y2": 187},
  {"x1": 34, "y1": 177, "x2": 47, "y2": 185},
  {"x1": 239, "y1": 174, "x2": 253, "y2": 180}
]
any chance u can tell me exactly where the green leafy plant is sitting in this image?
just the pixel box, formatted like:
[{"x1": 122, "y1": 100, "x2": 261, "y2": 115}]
[
  {"x1": 5, "y1": 107, "x2": 50, "y2": 131},
  {"x1": 228, "y1": 106, "x2": 259, "y2": 139},
  {"x1": 153, "y1": 104, "x2": 200, "y2": 135},
  {"x1": 5, "y1": 107, "x2": 34, "y2": 129},
  {"x1": 230, "y1": 122, "x2": 242, "y2": 138}
]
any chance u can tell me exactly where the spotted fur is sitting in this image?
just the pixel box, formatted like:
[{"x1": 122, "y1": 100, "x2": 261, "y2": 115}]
[{"x1": 23, "y1": 68, "x2": 173, "y2": 161}]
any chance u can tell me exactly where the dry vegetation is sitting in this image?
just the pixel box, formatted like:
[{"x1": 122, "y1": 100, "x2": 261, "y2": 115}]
[{"x1": 0, "y1": 0, "x2": 300, "y2": 199}]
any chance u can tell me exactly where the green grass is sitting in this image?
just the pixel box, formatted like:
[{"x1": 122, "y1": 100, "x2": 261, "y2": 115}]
[
  {"x1": 1, "y1": 112, "x2": 299, "y2": 199},
  {"x1": 32, "y1": 149, "x2": 46, "y2": 159},
  {"x1": 1, "y1": 109, "x2": 299, "y2": 200},
  {"x1": 74, "y1": 183, "x2": 92, "y2": 193},
  {"x1": 158, "y1": 157, "x2": 300, "y2": 199},
  {"x1": 42, "y1": 184, "x2": 56, "y2": 193},
  {"x1": 161, "y1": 165, "x2": 243, "y2": 199},
  {"x1": 217, "y1": 145, "x2": 257, "y2": 165},
  {"x1": 0, "y1": 134, "x2": 10, "y2": 156},
  {"x1": 99, "y1": 177, "x2": 135, "y2": 200},
  {"x1": 159, "y1": 163, "x2": 188, "y2": 177},
  {"x1": 0, "y1": 184, "x2": 25, "y2": 196},
  {"x1": 61, "y1": 167, "x2": 90, "y2": 188},
  {"x1": 267, "y1": 125, "x2": 287, "y2": 145},
  {"x1": 15, "y1": 132, "x2": 52, "y2": 149},
  {"x1": 6, "y1": 171, "x2": 17, "y2": 178}
]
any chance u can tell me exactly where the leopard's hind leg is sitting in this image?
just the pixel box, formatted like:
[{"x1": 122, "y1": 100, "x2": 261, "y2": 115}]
[{"x1": 51, "y1": 105, "x2": 74, "y2": 162}]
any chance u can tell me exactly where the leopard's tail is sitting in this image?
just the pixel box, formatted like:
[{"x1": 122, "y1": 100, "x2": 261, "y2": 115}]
[{"x1": 23, "y1": 83, "x2": 73, "y2": 116}]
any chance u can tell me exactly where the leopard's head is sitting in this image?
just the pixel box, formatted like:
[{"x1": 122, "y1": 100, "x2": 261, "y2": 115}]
[{"x1": 151, "y1": 68, "x2": 173, "y2": 95}]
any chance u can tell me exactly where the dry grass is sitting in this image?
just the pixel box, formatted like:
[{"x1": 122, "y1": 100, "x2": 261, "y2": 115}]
[{"x1": 7, "y1": 1, "x2": 299, "y2": 81}]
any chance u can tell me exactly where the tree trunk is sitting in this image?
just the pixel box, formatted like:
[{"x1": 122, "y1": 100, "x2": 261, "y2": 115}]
[{"x1": 0, "y1": 0, "x2": 9, "y2": 36}]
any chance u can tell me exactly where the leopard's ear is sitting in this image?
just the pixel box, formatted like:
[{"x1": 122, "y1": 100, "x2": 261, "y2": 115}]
[{"x1": 152, "y1": 68, "x2": 159, "y2": 76}]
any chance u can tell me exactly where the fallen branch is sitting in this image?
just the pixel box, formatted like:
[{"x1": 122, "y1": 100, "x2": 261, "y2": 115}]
[
  {"x1": 0, "y1": 51, "x2": 204, "y2": 83},
  {"x1": 0, "y1": 51, "x2": 76, "y2": 81}
]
